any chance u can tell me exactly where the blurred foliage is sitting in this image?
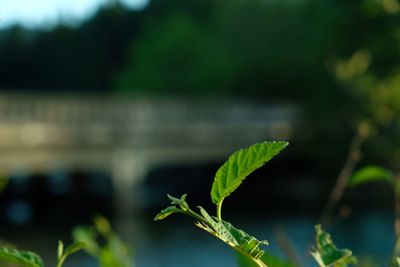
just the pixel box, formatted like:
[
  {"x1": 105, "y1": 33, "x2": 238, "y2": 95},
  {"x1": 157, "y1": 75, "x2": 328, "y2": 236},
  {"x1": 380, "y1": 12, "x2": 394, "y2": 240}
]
[
  {"x1": 0, "y1": 0, "x2": 395, "y2": 98},
  {"x1": 311, "y1": 225, "x2": 356, "y2": 267},
  {"x1": 0, "y1": 2, "x2": 142, "y2": 91},
  {"x1": 73, "y1": 215, "x2": 133, "y2": 267},
  {"x1": 325, "y1": 0, "x2": 400, "y2": 170},
  {"x1": 0, "y1": 241, "x2": 84, "y2": 267},
  {"x1": 115, "y1": 0, "x2": 345, "y2": 97},
  {"x1": 349, "y1": 165, "x2": 394, "y2": 187},
  {"x1": 0, "y1": 174, "x2": 8, "y2": 193}
]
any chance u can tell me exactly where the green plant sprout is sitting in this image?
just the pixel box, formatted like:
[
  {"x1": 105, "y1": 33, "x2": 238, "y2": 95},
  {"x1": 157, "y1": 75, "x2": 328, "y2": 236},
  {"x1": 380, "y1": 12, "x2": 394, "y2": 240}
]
[
  {"x1": 155, "y1": 141, "x2": 289, "y2": 267},
  {"x1": 56, "y1": 241, "x2": 85, "y2": 267},
  {"x1": 311, "y1": 225, "x2": 356, "y2": 267},
  {"x1": 73, "y1": 214, "x2": 133, "y2": 267},
  {"x1": 0, "y1": 241, "x2": 84, "y2": 267}
]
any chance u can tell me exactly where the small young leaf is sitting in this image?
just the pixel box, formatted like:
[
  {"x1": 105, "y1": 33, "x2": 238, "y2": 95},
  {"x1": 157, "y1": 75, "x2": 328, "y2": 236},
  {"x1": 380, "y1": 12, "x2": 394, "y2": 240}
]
[
  {"x1": 154, "y1": 194, "x2": 190, "y2": 221},
  {"x1": 57, "y1": 241, "x2": 85, "y2": 267},
  {"x1": 94, "y1": 215, "x2": 112, "y2": 236},
  {"x1": 72, "y1": 226, "x2": 100, "y2": 256},
  {"x1": 311, "y1": 225, "x2": 355, "y2": 267},
  {"x1": 64, "y1": 241, "x2": 85, "y2": 257},
  {"x1": 167, "y1": 194, "x2": 189, "y2": 210},
  {"x1": 349, "y1": 165, "x2": 394, "y2": 187},
  {"x1": 197, "y1": 206, "x2": 239, "y2": 246},
  {"x1": 221, "y1": 221, "x2": 268, "y2": 259},
  {"x1": 154, "y1": 206, "x2": 182, "y2": 221},
  {"x1": 0, "y1": 247, "x2": 44, "y2": 267},
  {"x1": 211, "y1": 141, "x2": 288, "y2": 205},
  {"x1": 57, "y1": 241, "x2": 64, "y2": 260},
  {"x1": 195, "y1": 207, "x2": 269, "y2": 263}
]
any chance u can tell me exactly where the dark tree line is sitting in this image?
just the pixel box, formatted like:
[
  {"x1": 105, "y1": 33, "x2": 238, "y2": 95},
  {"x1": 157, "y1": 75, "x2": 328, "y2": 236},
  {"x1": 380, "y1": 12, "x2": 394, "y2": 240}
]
[{"x1": 0, "y1": 0, "x2": 399, "y2": 100}]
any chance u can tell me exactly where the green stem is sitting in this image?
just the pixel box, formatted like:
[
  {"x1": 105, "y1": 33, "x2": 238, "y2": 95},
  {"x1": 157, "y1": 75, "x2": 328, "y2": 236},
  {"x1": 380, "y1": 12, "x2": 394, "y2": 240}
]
[
  {"x1": 185, "y1": 208, "x2": 208, "y2": 225},
  {"x1": 320, "y1": 122, "x2": 370, "y2": 227},
  {"x1": 56, "y1": 256, "x2": 65, "y2": 267},
  {"x1": 392, "y1": 175, "x2": 400, "y2": 263},
  {"x1": 216, "y1": 198, "x2": 224, "y2": 221}
]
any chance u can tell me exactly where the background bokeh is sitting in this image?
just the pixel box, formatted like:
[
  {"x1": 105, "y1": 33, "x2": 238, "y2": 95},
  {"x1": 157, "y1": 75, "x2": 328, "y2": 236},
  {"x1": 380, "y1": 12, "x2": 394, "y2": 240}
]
[{"x1": 1, "y1": 0, "x2": 400, "y2": 266}]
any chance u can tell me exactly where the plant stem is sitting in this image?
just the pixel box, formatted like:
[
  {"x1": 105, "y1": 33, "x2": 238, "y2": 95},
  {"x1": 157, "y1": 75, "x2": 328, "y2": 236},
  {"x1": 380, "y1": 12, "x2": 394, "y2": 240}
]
[
  {"x1": 319, "y1": 122, "x2": 370, "y2": 227},
  {"x1": 186, "y1": 208, "x2": 209, "y2": 225},
  {"x1": 274, "y1": 227, "x2": 301, "y2": 267},
  {"x1": 216, "y1": 198, "x2": 224, "y2": 221},
  {"x1": 392, "y1": 174, "x2": 400, "y2": 263},
  {"x1": 56, "y1": 256, "x2": 65, "y2": 267}
]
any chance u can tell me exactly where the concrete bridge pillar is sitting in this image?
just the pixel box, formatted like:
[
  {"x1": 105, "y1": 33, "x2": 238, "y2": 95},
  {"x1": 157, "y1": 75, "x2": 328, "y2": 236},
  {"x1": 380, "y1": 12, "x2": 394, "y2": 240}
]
[{"x1": 111, "y1": 149, "x2": 149, "y2": 242}]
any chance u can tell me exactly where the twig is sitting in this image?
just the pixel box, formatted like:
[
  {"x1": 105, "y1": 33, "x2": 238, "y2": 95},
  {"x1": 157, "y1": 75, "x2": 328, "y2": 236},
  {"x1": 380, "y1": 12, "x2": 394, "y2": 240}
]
[
  {"x1": 319, "y1": 122, "x2": 370, "y2": 227},
  {"x1": 392, "y1": 175, "x2": 400, "y2": 263},
  {"x1": 274, "y1": 226, "x2": 302, "y2": 266}
]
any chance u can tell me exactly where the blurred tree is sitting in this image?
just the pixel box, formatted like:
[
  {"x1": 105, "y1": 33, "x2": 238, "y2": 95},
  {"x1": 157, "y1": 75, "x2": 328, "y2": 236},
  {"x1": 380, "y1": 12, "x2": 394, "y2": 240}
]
[
  {"x1": 114, "y1": 12, "x2": 237, "y2": 95},
  {"x1": 115, "y1": 0, "x2": 340, "y2": 97},
  {"x1": 0, "y1": 2, "x2": 142, "y2": 91}
]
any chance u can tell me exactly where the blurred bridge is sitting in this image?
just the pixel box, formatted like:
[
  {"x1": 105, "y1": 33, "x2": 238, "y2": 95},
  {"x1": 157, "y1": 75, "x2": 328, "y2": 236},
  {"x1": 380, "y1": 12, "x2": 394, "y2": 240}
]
[{"x1": 0, "y1": 93, "x2": 297, "y2": 232}]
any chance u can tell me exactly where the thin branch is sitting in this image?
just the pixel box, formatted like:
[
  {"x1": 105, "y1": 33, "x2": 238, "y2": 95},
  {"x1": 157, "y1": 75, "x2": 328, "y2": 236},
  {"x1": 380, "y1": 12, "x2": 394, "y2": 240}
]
[
  {"x1": 274, "y1": 227, "x2": 302, "y2": 267},
  {"x1": 319, "y1": 122, "x2": 370, "y2": 227},
  {"x1": 392, "y1": 175, "x2": 400, "y2": 263}
]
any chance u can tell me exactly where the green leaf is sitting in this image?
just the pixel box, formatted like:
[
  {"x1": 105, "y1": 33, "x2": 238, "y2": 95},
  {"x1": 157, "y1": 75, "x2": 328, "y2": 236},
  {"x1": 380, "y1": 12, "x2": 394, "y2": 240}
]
[
  {"x1": 260, "y1": 253, "x2": 296, "y2": 267},
  {"x1": 154, "y1": 206, "x2": 182, "y2": 221},
  {"x1": 72, "y1": 226, "x2": 100, "y2": 256},
  {"x1": 211, "y1": 141, "x2": 288, "y2": 205},
  {"x1": 73, "y1": 215, "x2": 133, "y2": 267},
  {"x1": 94, "y1": 215, "x2": 112, "y2": 236},
  {"x1": 56, "y1": 241, "x2": 85, "y2": 267},
  {"x1": 155, "y1": 193, "x2": 270, "y2": 267},
  {"x1": 0, "y1": 247, "x2": 44, "y2": 267},
  {"x1": 196, "y1": 206, "x2": 239, "y2": 246},
  {"x1": 311, "y1": 225, "x2": 355, "y2": 267},
  {"x1": 167, "y1": 194, "x2": 189, "y2": 210},
  {"x1": 349, "y1": 165, "x2": 394, "y2": 187},
  {"x1": 195, "y1": 207, "x2": 268, "y2": 263},
  {"x1": 154, "y1": 194, "x2": 191, "y2": 221},
  {"x1": 221, "y1": 221, "x2": 268, "y2": 259},
  {"x1": 64, "y1": 242, "x2": 85, "y2": 257},
  {"x1": 57, "y1": 241, "x2": 64, "y2": 260}
]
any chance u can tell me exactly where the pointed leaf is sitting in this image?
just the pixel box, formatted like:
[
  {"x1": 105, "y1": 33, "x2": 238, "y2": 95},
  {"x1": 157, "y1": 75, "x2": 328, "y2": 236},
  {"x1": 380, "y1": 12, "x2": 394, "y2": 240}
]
[
  {"x1": 0, "y1": 247, "x2": 44, "y2": 267},
  {"x1": 94, "y1": 215, "x2": 112, "y2": 235},
  {"x1": 64, "y1": 241, "x2": 85, "y2": 257},
  {"x1": 167, "y1": 194, "x2": 189, "y2": 210},
  {"x1": 154, "y1": 194, "x2": 190, "y2": 221},
  {"x1": 349, "y1": 165, "x2": 394, "y2": 187},
  {"x1": 72, "y1": 226, "x2": 100, "y2": 256},
  {"x1": 57, "y1": 241, "x2": 64, "y2": 260},
  {"x1": 154, "y1": 206, "x2": 182, "y2": 221},
  {"x1": 211, "y1": 141, "x2": 288, "y2": 204}
]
